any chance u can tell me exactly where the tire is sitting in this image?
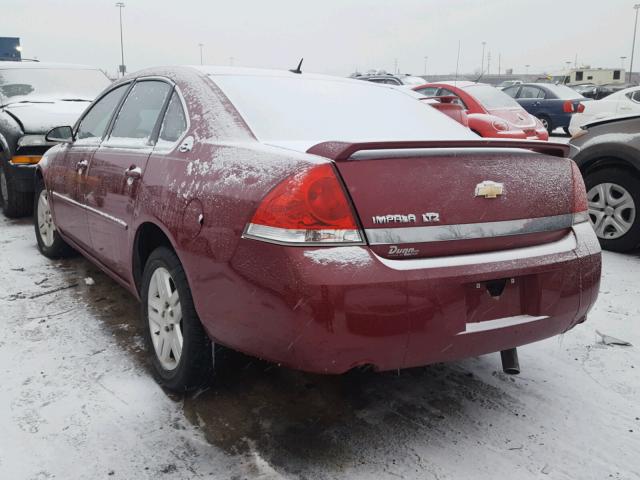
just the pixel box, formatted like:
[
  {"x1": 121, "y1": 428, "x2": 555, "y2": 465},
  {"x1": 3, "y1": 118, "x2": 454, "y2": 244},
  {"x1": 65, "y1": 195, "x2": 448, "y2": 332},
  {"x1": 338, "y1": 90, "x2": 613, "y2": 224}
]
[
  {"x1": 537, "y1": 115, "x2": 552, "y2": 134},
  {"x1": 0, "y1": 161, "x2": 32, "y2": 218},
  {"x1": 563, "y1": 127, "x2": 571, "y2": 135},
  {"x1": 33, "y1": 177, "x2": 75, "y2": 258},
  {"x1": 584, "y1": 168, "x2": 640, "y2": 252},
  {"x1": 141, "y1": 246, "x2": 213, "y2": 391}
]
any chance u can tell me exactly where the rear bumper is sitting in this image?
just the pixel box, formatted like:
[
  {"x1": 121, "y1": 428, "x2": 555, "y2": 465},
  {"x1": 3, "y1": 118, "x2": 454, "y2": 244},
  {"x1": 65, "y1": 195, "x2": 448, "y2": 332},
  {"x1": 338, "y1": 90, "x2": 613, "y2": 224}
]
[{"x1": 191, "y1": 222, "x2": 601, "y2": 374}]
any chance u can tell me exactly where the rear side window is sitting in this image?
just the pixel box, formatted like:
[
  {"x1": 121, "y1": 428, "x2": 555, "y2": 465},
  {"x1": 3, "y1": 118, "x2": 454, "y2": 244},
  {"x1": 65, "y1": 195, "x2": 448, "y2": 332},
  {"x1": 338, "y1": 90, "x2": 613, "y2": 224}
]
[
  {"x1": 518, "y1": 86, "x2": 544, "y2": 99},
  {"x1": 414, "y1": 86, "x2": 439, "y2": 96},
  {"x1": 158, "y1": 92, "x2": 187, "y2": 144},
  {"x1": 627, "y1": 90, "x2": 640, "y2": 103},
  {"x1": 108, "y1": 80, "x2": 172, "y2": 147},
  {"x1": 438, "y1": 88, "x2": 467, "y2": 108},
  {"x1": 75, "y1": 84, "x2": 128, "y2": 144},
  {"x1": 502, "y1": 86, "x2": 519, "y2": 98}
]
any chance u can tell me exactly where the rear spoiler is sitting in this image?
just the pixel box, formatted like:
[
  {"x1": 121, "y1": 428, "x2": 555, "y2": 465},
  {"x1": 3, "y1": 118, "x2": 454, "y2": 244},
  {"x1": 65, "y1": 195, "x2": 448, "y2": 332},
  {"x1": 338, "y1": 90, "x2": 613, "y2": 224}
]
[{"x1": 307, "y1": 140, "x2": 569, "y2": 161}]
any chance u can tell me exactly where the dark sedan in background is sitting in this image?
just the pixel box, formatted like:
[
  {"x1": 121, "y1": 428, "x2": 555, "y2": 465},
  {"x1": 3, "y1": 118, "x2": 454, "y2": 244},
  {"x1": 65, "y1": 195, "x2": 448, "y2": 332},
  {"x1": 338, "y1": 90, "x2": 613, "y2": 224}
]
[
  {"x1": 570, "y1": 115, "x2": 640, "y2": 252},
  {"x1": 503, "y1": 83, "x2": 586, "y2": 134},
  {"x1": 0, "y1": 62, "x2": 110, "y2": 217}
]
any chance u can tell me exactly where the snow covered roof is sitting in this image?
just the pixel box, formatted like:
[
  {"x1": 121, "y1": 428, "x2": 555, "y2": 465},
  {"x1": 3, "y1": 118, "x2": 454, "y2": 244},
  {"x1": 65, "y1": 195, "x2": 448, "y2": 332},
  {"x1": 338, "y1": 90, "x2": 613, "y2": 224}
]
[
  {"x1": 191, "y1": 65, "x2": 364, "y2": 85},
  {"x1": 0, "y1": 61, "x2": 100, "y2": 70}
]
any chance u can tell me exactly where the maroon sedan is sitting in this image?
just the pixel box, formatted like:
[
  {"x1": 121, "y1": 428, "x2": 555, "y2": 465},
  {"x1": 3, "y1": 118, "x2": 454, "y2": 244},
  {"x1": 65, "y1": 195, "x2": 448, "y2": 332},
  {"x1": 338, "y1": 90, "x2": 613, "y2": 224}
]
[{"x1": 35, "y1": 67, "x2": 601, "y2": 391}]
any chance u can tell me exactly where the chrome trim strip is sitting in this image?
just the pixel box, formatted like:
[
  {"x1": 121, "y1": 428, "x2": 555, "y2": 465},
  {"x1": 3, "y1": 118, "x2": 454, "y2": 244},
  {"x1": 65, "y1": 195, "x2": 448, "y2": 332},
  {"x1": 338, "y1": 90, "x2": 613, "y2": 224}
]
[
  {"x1": 51, "y1": 191, "x2": 128, "y2": 229},
  {"x1": 365, "y1": 213, "x2": 574, "y2": 245},
  {"x1": 458, "y1": 315, "x2": 549, "y2": 335},
  {"x1": 242, "y1": 223, "x2": 365, "y2": 247},
  {"x1": 375, "y1": 231, "x2": 577, "y2": 270}
]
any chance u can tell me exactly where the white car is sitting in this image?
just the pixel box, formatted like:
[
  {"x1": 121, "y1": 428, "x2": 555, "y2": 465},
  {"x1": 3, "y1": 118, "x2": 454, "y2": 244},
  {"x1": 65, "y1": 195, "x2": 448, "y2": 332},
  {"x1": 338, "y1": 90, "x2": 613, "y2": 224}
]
[{"x1": 568, "y1": 85, "x2": 640, "y2": 135}]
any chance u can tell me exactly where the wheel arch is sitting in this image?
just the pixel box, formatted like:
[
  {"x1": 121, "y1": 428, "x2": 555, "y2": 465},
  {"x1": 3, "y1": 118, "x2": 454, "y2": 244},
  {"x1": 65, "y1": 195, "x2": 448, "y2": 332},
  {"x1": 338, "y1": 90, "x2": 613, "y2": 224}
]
[
  {"x1": 132, "y1": 221, "x2": 182, "y2": 295},
  {"x1": 574, "y1": 144, "x2": 640, "y2": 178}
]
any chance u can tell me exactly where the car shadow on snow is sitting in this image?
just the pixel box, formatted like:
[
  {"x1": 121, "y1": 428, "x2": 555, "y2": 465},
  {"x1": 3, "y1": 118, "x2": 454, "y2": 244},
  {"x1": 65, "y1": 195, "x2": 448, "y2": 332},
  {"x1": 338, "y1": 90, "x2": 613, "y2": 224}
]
[{"x1": 61, "y1": 254, "x2": 525, "y2": 475}]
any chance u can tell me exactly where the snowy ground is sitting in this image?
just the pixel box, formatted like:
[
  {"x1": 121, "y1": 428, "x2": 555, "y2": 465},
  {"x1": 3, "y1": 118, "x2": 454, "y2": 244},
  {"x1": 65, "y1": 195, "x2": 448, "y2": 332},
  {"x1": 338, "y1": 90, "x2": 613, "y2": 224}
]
[{"x1": 1, "y1": 214, "x2": 639, "y2": 480}]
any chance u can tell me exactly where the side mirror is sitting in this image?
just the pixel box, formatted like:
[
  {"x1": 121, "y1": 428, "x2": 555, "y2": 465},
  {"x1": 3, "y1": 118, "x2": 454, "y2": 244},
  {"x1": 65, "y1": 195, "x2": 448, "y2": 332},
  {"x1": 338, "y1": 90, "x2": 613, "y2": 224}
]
[{"x1": 45, "y1": 125, "x2": 74, "y2": 144}]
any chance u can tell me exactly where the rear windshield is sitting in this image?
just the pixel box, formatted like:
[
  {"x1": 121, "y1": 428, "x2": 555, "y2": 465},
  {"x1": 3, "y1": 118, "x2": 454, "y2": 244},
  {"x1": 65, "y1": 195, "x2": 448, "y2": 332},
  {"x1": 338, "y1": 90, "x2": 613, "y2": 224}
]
[
  {"x1": 543, "y1": 84, "x2": 585, "y2": 100},
  {"x1": 212, "y1": 74, "x2": 475, "y2": 144},
  {"x1": 463, "y1": 84, "x2": 520, "y2": 109}
]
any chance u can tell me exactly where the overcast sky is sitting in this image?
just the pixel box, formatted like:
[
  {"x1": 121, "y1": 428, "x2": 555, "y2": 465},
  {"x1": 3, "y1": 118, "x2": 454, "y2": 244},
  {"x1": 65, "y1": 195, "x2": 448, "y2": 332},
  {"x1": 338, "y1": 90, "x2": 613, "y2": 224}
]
[{"x1": 3, "y1": 0, "x2": 637, "y2": 77}]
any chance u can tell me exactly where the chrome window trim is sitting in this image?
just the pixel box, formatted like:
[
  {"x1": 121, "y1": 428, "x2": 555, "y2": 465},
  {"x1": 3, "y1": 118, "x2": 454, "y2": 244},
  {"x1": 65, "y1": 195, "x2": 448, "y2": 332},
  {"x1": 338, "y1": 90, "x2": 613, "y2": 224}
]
[
  {"x1": 458, "y1": 315, "x2": 550, "y2": 335},
  {"x1": 51, "y1": 191, "x2": 127, "y2": 229},
  {"x1": 375, "y1": 230, "x2": 577, "y2": 271},
  {"x1": 365, "y1": 213, "x2": 575, "y2": 245}
]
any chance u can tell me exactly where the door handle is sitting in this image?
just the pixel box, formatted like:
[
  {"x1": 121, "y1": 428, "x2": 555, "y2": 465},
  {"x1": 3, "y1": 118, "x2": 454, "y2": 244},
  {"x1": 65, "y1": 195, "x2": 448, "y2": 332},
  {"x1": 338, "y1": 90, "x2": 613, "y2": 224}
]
[{"x1": 124, "y1": 166, "x2": 142, "y2": 179}]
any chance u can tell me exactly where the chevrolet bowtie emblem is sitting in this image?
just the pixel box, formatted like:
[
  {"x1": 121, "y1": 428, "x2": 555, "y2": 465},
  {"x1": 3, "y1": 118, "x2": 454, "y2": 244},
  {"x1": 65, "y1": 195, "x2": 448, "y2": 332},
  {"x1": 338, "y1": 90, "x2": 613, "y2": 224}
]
[{"x1": 475, "y1": 180, "x2": 504, "y2": 198}]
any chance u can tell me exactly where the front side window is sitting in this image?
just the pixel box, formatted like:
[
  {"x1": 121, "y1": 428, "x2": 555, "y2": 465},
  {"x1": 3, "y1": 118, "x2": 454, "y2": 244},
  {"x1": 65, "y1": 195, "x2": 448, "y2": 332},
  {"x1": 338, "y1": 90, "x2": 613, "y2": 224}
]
[
  {"x1": 75, "y1": 84, "x2": 128, "y2": 145},
  {"x1": 108, "y1": 80, "x2": 172, "y2": 147},
  {"x1": 158, "y1": 92, "x2": 188, "y2": 144}
]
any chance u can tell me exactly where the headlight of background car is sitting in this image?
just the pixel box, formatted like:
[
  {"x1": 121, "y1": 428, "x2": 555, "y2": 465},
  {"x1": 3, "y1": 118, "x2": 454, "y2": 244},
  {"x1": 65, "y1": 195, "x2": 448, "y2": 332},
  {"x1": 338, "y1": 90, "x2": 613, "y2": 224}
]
[{"x1": 11, "y1": 135, "x2": 54, "y2": 164}]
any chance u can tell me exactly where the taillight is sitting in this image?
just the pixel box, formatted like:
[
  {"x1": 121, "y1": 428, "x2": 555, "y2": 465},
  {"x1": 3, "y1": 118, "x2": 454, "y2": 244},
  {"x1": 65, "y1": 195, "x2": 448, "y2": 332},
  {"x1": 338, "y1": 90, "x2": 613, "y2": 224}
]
[
  {"x1": 563, "y1": 101, "x2": 575, "y2": 113},
  {"x1": 244, "y1": 163, "x2": 364, "y2": 245},
  {"x1": 491, "y1": 119, "x2": 509, "y2": 131},
  {"x1": 570, "y1": 161, "x2": 589, "y2": 224},
  {"x1": 577, "y1": 102, "x2": 585, "y2": 113}
]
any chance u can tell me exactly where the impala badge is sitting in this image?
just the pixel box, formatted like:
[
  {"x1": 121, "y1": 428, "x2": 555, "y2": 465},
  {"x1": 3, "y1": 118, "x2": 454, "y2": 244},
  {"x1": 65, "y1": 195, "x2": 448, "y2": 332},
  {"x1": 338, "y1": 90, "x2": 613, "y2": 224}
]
[{"x1": 475, "y1": 180, "x2": 504, "y2": 199}]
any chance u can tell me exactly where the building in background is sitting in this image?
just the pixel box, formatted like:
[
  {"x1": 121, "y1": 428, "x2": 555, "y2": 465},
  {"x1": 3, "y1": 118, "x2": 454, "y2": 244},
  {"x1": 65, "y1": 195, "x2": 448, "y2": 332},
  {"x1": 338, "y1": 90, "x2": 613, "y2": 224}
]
[
  {"x1": 565, "y1": 67, "x2": 625, "y2": 85},
  {"x1": 0, "y1": 37, "x2": 21, "y2": 61}
]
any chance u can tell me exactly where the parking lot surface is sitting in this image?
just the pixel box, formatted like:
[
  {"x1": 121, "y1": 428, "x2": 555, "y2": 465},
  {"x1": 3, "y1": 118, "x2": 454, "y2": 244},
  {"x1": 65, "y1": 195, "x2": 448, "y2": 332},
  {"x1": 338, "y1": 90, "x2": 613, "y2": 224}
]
[{"x1": 1, "y1": 214, "x2": 639, "y2": 480}]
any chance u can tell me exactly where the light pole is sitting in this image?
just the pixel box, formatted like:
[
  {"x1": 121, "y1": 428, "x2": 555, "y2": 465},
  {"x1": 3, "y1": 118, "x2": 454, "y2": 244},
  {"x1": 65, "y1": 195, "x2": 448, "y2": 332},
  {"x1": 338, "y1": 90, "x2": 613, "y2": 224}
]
[
  {"x1": 621, "y1": 56, "x2": 627, "y2": 69},
  {"x1": 525, "y1": 64, "x2": 530, "y2": 76},
  {"x1": 115, "y1": 2, "x2": 126, "y2": 77},
  {"x1": 198, "y1": 43, "x2": 204, "y2": 65},
  {"x1": 481, "y1": 41, "x2": 486, "y2": 74},
  {"x1": 630, "y1": 4, "x2": 640, "y2": 84},
  {"x1": 565, "y1": 61, "x2": 572, "y2": 83},
  {"x1": 423, "y1": 56, "x2": 428, "y2": 76}
]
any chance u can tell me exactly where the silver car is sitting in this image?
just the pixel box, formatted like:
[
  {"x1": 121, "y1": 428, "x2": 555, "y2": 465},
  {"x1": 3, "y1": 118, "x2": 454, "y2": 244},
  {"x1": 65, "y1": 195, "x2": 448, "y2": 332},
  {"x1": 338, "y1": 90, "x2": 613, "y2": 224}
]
[{"x1": 570, "y1": 115, "x2": 640, "y2": 252}]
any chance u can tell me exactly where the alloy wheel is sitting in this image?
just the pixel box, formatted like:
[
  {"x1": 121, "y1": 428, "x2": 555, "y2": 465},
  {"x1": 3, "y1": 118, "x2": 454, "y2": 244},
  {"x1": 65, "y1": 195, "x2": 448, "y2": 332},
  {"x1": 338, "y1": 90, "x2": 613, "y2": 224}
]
[
  {"x1": 147, "y1": 267, "x2": 183, "y2": 371},
  {"x1": 37, "y1": 189, "x2": 56, "y2": 247},
  {"x1": 588, "y1": 182, "x2": 636, "y2": 240}
]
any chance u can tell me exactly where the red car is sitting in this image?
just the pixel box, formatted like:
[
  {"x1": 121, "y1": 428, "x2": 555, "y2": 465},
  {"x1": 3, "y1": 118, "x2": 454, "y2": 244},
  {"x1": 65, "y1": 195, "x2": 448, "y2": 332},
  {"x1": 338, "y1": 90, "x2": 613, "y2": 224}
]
[
  {"x1": 35, "y1": 67, "x2": 600, "y2": 391},
  {"x1": 413, "y1": 81, "x2": 549, "y2": 140}
]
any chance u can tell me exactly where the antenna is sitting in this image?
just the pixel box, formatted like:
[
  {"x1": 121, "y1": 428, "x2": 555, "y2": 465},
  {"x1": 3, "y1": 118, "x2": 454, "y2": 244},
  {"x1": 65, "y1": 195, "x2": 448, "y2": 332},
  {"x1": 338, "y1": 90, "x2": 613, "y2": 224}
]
[
  {"x1": 454, "y1": 41, "x2": 461, "y2": 85},
  {"x1": 289, "y1": 58, "x2": 304, "y2": 74}
]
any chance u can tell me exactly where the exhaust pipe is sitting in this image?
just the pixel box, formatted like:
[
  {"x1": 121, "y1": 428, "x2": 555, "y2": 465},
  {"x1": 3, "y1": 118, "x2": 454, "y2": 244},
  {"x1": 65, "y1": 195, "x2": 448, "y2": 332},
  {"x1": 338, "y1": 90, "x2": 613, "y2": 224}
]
[{"x1": 500, "y1": 348, "x2": 520, "y2": 375}]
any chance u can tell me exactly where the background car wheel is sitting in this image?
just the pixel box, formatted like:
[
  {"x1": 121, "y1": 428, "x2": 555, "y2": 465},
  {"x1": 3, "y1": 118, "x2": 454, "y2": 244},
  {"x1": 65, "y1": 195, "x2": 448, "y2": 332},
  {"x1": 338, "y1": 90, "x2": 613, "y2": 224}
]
[
  {"x1": 537, "y1": 115, "x2": 552, "y2": 134},
  {"x1": 0, "y1": 162, "x2": 32, "y2": 218},
  {"x1": 33, "y1": 178, "x2": 75, "y2": 258},
  {"x1": 141, "y1": 246, "x2": 213, "y2": 391},
  {"x1": 585, "y1": 168, "x2": 640, "y2": 252},
  {"x1": 563, "y1": 127, "x2": 571, "y2": 135}
]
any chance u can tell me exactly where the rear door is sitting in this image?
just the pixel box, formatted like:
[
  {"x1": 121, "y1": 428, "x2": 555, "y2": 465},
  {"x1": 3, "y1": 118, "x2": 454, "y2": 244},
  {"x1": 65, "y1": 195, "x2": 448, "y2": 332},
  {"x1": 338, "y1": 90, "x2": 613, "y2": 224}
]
[
  {"x1": 516, "y1": 85, "x2": 545, "y2": 116},
  {"x1": 83, "y1": 79, "x2": 173, "y2": 279},
  {"x1": 50, "y1": 84, "x2": 129, "y2": 250}
]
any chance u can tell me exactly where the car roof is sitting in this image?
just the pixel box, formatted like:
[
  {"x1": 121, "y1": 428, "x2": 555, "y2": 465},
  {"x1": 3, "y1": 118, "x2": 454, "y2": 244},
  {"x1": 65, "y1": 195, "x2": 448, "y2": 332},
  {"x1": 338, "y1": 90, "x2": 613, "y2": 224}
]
[
  {"x1": 193, "y1": 65, "x2": 385, "y2": 85},
  {"x1": 0, "y1": 61, "x2": 100, "y2": 70}
]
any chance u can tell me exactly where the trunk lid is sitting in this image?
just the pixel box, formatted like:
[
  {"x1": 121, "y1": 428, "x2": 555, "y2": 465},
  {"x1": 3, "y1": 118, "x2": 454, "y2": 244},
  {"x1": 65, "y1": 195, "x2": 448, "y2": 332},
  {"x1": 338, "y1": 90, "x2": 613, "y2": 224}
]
[{"x1": 309, "y1": 141, "x2": 574, "y2": 259}]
